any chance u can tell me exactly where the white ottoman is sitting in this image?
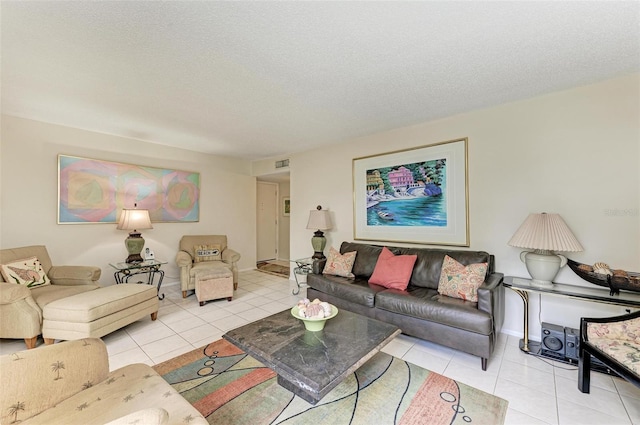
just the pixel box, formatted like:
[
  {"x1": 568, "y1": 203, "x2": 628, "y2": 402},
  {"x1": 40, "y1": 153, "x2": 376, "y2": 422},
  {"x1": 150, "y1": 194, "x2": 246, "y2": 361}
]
[
  {"x1": 194, "y1": 268, "x2": 234, "y2": 306},
  {"x1": 42, "y1": 284, "x2": 159, "y2": 344}
]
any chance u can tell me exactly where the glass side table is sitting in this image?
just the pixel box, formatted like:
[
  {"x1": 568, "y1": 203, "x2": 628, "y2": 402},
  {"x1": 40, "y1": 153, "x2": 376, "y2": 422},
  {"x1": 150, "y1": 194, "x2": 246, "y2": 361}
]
[
  {"x1": 110, "y1": 259, "x2": 167, "y2": 300},
  {"x1": 290, "y1": 257, "x2": 314, "y2": 295}
]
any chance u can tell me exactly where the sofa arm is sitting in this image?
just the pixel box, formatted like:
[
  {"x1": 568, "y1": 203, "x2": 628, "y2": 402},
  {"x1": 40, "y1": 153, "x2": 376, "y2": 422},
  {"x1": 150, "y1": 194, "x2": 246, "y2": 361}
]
[
  {"x1": 312, "y1": 258, "x2": 327, "y2": 274},
  {"x1": 48, "y1": 265, "x2": 101, "y2": 286},
  {"x1": 222, "y1": 248, "x2": 241, "y2": 264},
  {"x1": 477, "y1": 273, "x2": 505, "y2": 329},
  {"x1": 176, "y1": 250, "x2": 193, "y2": 267},
  {"x1": 0, "y1": 338, "x2": 109, "y2": 423},
  {"x1": 0, "y1": 281, "x2": 32, "y2": 304}
]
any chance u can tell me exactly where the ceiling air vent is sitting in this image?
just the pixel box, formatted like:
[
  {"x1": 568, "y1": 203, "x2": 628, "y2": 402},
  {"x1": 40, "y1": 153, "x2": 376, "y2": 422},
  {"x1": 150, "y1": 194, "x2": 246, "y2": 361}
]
[{"x1": 275, "y1": 159, "x2": 290, "y2": 169}]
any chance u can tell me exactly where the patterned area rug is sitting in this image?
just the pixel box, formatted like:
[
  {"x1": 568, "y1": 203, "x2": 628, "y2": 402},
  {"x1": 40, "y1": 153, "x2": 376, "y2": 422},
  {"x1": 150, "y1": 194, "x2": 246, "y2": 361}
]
[
  {"x1": 256, "y1": 261, "x2": 290, "y2": 278},
  {"x1": 153, "y1": 339, "x2": 508, "y2": 425}
]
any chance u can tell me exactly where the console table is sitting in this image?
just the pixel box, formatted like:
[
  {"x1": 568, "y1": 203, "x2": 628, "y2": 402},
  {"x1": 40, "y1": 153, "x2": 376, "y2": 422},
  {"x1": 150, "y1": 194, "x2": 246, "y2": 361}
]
[
  {"x1": 110, "y1": 260, "x2": 167, "y2": 300},
  {"x1": 503, "y1": 276, "x2": 640, "y2": 361}
]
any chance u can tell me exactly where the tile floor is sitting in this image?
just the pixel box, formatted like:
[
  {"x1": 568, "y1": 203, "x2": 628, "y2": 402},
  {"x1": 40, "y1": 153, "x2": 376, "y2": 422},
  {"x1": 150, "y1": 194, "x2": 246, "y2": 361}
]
[{"x1": 2, "y1": 269, "x2": 639, "y2": 425}]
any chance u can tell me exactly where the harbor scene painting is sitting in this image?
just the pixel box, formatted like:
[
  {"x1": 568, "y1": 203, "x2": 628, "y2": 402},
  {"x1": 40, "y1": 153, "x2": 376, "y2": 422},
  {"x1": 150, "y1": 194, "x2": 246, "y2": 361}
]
[
  {"x1": 353, "y1": 138, "x2": 469, "y2": 246},
  {"x1": 366, "y1": 159, "x2": 447, "y2": 227}
]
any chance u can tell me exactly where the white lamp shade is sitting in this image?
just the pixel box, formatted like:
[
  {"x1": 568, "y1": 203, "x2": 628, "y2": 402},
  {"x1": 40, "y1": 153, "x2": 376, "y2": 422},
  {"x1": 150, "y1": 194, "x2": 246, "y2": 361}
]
[
  {"x1": 117, "y1": 208, "x2": 153, "y2": 232},
  {"x1": 306, "y1": 209, "x2": 332, "y2": 231},
  {"x1": 508, "y1": 213, "x2": 583, "y2": 252}
]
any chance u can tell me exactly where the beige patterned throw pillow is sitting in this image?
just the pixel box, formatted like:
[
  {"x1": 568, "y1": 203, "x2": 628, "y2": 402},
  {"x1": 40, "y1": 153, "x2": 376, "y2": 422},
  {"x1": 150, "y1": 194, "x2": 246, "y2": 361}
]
[
  {"x1": 437, "y1": 255, "x2": 487, "y2": 302},
  {"x1": 0, "y1": 256, "x2": 51, "y2": 287},
  {"x1": 194, "y1": 244, "x2": 222, "y2": 262},
  {"x1": 323, "y1": 247, "x2": 357, "y2": 278}
]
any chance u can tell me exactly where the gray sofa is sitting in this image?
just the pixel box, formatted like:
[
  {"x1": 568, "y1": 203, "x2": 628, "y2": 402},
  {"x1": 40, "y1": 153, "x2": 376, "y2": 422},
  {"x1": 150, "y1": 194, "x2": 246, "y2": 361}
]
[{"x1": 307, "y1": 241, "x2": 505, "y2": 370}]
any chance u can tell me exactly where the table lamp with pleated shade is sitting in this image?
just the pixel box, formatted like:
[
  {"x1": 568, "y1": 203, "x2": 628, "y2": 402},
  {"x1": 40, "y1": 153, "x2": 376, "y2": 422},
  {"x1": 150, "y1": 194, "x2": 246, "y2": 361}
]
[{"x1": 508, "y1": 212, "x2": 583, "y2": 286}]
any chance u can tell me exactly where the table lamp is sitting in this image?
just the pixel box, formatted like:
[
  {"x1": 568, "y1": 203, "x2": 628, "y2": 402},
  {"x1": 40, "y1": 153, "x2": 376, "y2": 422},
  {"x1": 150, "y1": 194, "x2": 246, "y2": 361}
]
[
  {"x1": 306, "y1": 205, "x2": 332, "y2": 260},
  {"x1": 508, "y1": 212, "x2": 583, "y2": 286},
  {"x1": 117, "y1": 204, "x2": 153, "y2": 263}
]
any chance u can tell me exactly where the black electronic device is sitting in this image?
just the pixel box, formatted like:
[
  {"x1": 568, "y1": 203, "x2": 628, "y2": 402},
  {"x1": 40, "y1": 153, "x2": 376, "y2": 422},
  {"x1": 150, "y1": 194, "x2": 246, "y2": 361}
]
[
  {"x1": 564, "y1": 327, "x2": 580, "y2": 361},
  {"x1": 541, "y1": 322, "x2": 565, "y2": 358},
  {"x1": 564, "y1": 326, "x2": 606, "y2": 368}
]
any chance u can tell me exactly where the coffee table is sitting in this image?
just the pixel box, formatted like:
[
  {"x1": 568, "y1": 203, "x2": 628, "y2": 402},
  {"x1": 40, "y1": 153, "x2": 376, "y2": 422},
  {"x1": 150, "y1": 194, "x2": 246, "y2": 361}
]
[{"x1": 223, "y1": 307, "x2": 400, "y2": 404}]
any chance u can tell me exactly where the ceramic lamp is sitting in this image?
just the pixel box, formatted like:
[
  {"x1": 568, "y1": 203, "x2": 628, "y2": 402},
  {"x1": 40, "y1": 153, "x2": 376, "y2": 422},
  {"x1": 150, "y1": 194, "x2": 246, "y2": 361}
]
[
  {"x1": 306, "y1": 205, "x2": 332, "y2": 260},
  {"x1": 117, "y1": 205, "x2": 153, "y2": 263},
  {"x1": 508, "y1": 212, "x2": 583, "y2": 286}
]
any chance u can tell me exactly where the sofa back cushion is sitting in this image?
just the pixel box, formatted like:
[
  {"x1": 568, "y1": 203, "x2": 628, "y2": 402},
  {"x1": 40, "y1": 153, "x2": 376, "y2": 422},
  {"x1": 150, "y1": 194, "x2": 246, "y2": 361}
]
[
  {"x1": 396, "y1": 247, "x2": 492, "y2": 289},
  {"x1": 340, "y1": 242, "x2": 384, "y2": 278},
  {"x1": 340, "y1": 241, "x2": 493, "y2": 290}
]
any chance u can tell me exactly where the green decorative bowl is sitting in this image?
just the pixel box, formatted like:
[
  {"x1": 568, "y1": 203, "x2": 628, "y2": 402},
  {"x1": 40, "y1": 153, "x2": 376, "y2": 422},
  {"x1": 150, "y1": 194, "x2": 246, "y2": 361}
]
[{"x1": 291, "y1": 304, "x2": 339, "y2": 332}]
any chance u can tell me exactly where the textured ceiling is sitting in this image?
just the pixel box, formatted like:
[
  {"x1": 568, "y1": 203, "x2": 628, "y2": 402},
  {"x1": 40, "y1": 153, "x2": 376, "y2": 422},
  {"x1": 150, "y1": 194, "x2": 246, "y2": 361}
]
[{"x1": 2, "y1": 1, "x2": 639, "y2": 160}]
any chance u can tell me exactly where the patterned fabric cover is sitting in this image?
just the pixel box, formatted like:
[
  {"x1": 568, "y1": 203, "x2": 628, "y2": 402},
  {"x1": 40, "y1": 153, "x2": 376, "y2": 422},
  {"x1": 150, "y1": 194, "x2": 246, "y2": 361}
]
[
  {"x1": 587, "y1": 317, "x2": 640, "y2": 374},
  {"x1": 0, "y1": 256, "x2": 50, "y2": 287},
  {"x1": 193, "y1": 244, "x2": 221, "y2": 262},
  {"x1": 0, "y1": 338, "x2": 206, "y2": 425},
  {"x1": 323, "y1": 246, "x2": 357, "y2": 278},
  {"x1": 437, "y1": 255, "x2": 488, "y2": 302}
]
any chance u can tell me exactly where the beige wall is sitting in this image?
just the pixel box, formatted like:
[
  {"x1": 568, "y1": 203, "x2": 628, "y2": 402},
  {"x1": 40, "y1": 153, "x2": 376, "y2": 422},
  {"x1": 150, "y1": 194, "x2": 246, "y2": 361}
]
[
  {"x1": 282, "y1": 74, "x2": 640, "y2": 339},
  {"x1": 3, "y1": 74, "x2": 638, "y2": 339},
  {"x1": 0, "y1": 116, "x2": 257, "y2": 284}
]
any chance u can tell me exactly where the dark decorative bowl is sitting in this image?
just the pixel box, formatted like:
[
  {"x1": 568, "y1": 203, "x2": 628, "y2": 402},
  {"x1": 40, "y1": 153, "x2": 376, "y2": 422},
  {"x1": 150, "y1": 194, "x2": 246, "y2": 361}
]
[{"x1": 567, "y1": 259, "x2": 640, "y2": 296}]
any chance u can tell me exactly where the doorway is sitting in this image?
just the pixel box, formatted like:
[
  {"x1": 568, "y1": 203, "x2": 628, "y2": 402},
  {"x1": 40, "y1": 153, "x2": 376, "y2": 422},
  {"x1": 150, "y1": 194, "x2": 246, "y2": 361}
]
[
  {"x1": 256, "y1": 181, "x2": 278, "y2": 262},
  {"x1": 256, "y1": 173, "x2": 290, "y2": 265}
]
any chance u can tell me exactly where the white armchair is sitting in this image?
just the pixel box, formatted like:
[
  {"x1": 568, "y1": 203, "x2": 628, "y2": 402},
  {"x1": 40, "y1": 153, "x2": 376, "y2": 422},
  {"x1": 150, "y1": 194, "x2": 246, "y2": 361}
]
[
  {"x1": 0, "y1": 245, "x2": 101, "y2": 348},
  {"x1": 175, "y1": 235, "x2": 241, "y2": 298}
]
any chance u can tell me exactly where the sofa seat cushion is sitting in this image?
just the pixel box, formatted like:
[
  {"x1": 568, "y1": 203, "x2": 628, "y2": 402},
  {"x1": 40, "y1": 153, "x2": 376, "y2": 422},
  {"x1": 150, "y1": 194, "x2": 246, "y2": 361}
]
[
  {"x1": 588, "y1": 338, "x2": 640, "y2": 375},
  {"x1": 307, "y1": 274, "x2": 385, "y2": 308},
  {"x1": 375, "y1": 287, "x2": 493, "y2": 335},
  {"x1": 586, "y1": 317, "x2": 640, "y2": 374},
  {"x1": 21, "y1": 363, "x2": 206, "y2": 425},
  {"x1": 190, "y1": 260, "x2": 231, "y2": 276},
  {"x1": 43, "y1": 284, "x2": 157, "y2": 323},
  {"x1": 31, "y1": 284, "x2": 98, "y2": 310}
]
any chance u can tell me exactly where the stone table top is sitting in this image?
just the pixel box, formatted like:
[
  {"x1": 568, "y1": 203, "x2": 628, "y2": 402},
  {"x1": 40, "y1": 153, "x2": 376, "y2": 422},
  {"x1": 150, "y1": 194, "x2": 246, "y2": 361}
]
[{"x1": 223, "y1": 307, "x2": 401, "y2": 404}]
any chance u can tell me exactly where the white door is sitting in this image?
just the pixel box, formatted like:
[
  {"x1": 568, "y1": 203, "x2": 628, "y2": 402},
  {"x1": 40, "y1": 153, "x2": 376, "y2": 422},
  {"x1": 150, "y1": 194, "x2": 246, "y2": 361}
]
[{"x1": 257, "y1": 181, "x2": 278, "y2": 261}]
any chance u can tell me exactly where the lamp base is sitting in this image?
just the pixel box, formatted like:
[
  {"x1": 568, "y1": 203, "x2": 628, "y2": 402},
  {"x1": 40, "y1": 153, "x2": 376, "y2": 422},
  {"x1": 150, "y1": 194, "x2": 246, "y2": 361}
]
[
  {"x1": 125, "y1": 253, "x2": 144, "y2": 263},
  {"x1": 311, "y1": 230, "x2": 327, "y2": 260},
  {"x1": 520, "y1": 250, "x2": 567, "y2": 285},
  {"x1": 125, "y1": 232, "x2": 145, "y2": 263}
]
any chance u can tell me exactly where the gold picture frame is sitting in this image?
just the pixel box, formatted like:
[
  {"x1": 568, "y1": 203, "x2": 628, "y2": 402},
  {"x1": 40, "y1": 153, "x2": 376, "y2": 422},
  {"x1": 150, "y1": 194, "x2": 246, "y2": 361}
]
[{"x1": 352, "y1": 138, "x2": 469, "y2": 246}]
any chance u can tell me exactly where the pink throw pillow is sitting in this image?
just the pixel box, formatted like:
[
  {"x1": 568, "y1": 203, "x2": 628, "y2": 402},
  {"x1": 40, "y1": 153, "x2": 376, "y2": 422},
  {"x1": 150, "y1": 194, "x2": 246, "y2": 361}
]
[
  {"x1": 323, "y1": 247, "x2": 357, "y2": 278},
  {"x1": 368, "y1": 247, "x2": 417, "y2": 291},
  {"x1": 437, "y1": 255, "x2": 488, "y2": 302}
]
